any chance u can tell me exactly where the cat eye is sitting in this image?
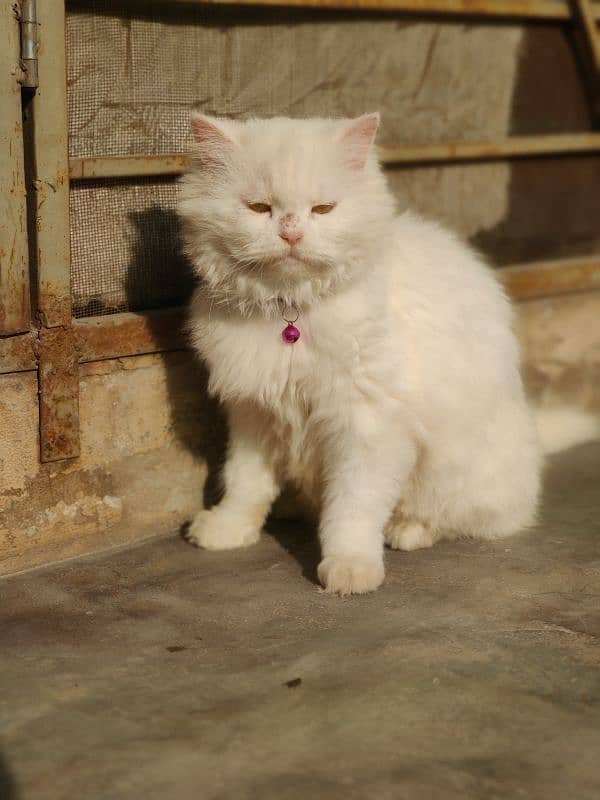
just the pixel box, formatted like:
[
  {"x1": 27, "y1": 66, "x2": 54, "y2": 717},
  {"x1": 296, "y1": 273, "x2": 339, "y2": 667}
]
[
  {"x1": 247, "y1": 202, "x2": 272, "y2": 214},
  {"x1": 311, "y1": 203, "x2": 336, "y2": 215}
]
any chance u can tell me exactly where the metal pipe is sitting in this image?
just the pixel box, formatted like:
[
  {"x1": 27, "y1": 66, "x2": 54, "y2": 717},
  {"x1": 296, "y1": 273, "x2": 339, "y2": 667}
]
[{"x1": 19, "y1": 0, "x2": 39, "y2": 89}]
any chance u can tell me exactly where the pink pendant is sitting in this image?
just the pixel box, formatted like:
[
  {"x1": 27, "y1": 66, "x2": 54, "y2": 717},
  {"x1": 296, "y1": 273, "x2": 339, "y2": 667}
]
[{"x1": 282, "y1": 323, "x2": 301, "y2": 344}]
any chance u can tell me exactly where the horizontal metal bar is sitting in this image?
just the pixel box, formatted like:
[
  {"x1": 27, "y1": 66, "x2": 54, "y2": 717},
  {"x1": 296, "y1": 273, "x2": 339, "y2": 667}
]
[
  {"x1": 75, "y1": 308, "x2": 187, "y2": 363},
  {"x1": 67, "y1": 256, "x2": 600, "y2": 365},
  {"x1": 500, "y1": 255, "x2": 600, "y2": 300},
  {"x1": 378, "y1": 132, "x2": 600, "y2": 164},
  {"x1": 147, "y1": 0, "x2": 600, "y2": 22},
  {"x1": 68, "y1": 154, "x2": 190, "y2": 180},
  {"x1": 68, "y1": 133, "x2": 600, "y2": 182}
]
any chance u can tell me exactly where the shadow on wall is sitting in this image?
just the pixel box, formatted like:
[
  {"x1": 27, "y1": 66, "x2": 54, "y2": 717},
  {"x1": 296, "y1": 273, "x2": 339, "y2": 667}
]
[
  {"x1": 126, "y1": 206, "x2": 196, "y2": 312},
  {"x1": 471, "y1": 26, "x2": 600, "y2": 265},
  {"x1": 0, "y1": 750, "x2": 20, "y2": 800},
  {"x1": 125, "y1": 206, "x2": 228, "y2": 511}
]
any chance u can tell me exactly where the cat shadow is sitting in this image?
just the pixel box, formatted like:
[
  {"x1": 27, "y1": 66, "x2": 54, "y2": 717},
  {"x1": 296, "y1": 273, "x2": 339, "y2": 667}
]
[
  {"x1": 125, "y1": 205, "x2": 228, "y2": 514},
  {"x1": 265, "y1": 516, "x2": 321, "y2": 587}
]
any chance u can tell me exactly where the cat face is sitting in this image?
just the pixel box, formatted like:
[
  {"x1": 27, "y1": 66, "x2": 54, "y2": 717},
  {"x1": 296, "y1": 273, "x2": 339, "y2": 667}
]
[{"x1": 179, "y1": 114, "x2": 395, "y2": 308}]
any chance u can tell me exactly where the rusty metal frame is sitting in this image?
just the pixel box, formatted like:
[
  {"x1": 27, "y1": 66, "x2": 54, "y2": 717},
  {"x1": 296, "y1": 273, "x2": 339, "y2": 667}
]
[
  {"x1": 76, "y1": 308, "x2": 187, "y2": 363},
  {"x1": 0, "y1": 2, "x2": 31, "y2": 335},
  {"x1": 158, "y1": 0, "x2": 600, "y2": 21},
  {"x1": 2, "y1": 0, "x2": 600, "y2": 466},
  {"x1": 37, "y1": 325, "x2": 79, "y2": 461},
  {"x1": 29, "y1": 0, "x2": 79, "y2": 461}
]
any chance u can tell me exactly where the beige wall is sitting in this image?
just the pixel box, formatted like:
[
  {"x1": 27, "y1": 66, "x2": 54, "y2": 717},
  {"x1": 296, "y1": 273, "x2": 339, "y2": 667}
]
[
  {"x1": 0, "y1": 353, "x2": 220, "y2": 575},
  {"x1": 2, "y1": 291, "x2": 599, "y2": 577}
]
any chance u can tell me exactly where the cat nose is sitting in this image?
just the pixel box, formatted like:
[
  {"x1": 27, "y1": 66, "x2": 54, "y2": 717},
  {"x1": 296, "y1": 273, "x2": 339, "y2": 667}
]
[{"x1": 279, "y1": 231, "x2": 303, "y2": 246}]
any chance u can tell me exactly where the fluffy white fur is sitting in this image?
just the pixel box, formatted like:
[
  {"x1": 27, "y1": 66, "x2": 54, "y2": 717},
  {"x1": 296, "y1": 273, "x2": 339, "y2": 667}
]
[{"x1": 178, "y1": 113, "x2": 543, "y2": 595}]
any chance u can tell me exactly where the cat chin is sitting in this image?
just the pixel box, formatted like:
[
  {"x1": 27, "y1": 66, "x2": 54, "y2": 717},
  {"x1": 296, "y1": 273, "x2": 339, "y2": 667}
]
[{"x1": 256, "y1": 254, "x2": 335, "y2": 287}]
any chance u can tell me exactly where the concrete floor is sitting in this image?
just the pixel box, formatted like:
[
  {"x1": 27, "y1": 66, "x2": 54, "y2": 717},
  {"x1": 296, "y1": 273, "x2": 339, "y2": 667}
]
[{"x1": 1, "y1": 444, "x2": 599, "y2": 800}]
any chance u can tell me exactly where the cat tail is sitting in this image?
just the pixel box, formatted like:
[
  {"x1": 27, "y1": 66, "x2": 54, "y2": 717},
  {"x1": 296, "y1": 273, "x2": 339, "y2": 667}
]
[{"x1": 534, "y1": 406, "x2": 600, "y2": 455}]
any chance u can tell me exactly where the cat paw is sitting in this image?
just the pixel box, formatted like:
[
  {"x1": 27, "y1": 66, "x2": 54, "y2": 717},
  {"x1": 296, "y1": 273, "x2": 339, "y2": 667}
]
[
  {"x1": 185, "y1": 508, "x2": 261, "y2": 551},
  {"x1": 385, "y1": 520, "x2": 435, "y2": 551},
  {"x1": 317, "y1": 556, "x2": 384, "y2": 596}
]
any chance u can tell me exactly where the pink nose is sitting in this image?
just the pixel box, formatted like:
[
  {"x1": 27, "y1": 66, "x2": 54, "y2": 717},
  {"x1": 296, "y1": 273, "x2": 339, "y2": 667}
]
[{"x1": 280, "y1": 231, "x2": 303, "y2": 246}]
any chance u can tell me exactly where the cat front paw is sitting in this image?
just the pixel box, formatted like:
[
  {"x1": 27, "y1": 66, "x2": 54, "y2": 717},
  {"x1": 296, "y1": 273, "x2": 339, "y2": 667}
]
[
  {"x1": 185, "y1": 508, "x2": 261, "y2": 551},
  {"x1": 317, "y1": 555, "x2": 384, "y2": 596}
]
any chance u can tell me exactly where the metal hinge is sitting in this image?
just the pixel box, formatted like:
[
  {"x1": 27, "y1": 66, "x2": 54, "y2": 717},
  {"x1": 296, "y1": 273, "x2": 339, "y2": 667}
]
[{"x1": 14, "y1": 0, "x2": 39, "y2": 89}]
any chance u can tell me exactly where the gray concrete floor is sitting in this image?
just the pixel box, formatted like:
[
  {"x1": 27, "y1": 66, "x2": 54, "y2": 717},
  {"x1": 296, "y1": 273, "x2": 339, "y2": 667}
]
[{"x1": 1, "y1": 444, "x2": 599, "y2": 800}]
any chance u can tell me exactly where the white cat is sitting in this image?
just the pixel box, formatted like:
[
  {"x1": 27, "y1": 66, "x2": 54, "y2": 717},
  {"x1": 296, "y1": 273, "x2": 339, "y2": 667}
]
[{"x1": 178, "y1": 113, "x2": 542, "y2": 595}]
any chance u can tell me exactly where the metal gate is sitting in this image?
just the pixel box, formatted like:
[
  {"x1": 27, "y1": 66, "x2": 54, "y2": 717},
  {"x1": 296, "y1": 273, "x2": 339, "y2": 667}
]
[{"x1": 2, "y1": 0, "x2": 600, "y2": 464}]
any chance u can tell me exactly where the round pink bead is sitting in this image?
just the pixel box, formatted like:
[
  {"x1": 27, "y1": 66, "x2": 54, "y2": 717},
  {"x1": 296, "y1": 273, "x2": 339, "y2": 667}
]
[{"x1": 282, "y1": 324, "x2": 300, "y2": 344}]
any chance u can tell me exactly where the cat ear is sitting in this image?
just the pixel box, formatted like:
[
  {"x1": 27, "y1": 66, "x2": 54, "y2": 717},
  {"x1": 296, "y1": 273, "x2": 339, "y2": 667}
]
[
  {"x1": 338, "y1": 113, "x2": 380, "y2": 170},
  {"x1": 190, "y1": 113, "x2": 238, "y2": 167}
]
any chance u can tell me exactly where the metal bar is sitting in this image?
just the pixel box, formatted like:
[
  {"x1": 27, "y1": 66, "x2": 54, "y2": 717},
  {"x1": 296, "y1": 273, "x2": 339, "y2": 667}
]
[
  {"x1": 75, "y1": 309, "x2": 187, "y2": 363},
  {"x1": 68, "y1": 133, "x2": 600, "y2": 181},
  {"x1": 148, "y1": 0, "x2": 600, "y2": 21},
  {"x1": 69, "y1": 154, "x2": 190, "y2": 180},
  {"x1": 570, "y1": 0, "x2": 600, "y2": 123},
  {"x1": 68, "y1": 256, "x2": 600, "y2": 365},
  {"x1": 500, "y1": 255, "x2": 600, "y2": 299},
  {"x1": 0, "y1": 3, "x2": 31, "y2": 334},
  {"x1": 0, "y1": 332, "x2": 37, "y2": 375},
  {"x1": 572, "y1": 0, "x2": 600, "y2": 64},
  {"x1": 31, "y1": 0, "x2": 71, "y2": 327},
  {"x1": 378, "y1": 132, "x2": 600, "y2": 164},
  {"x1": 38, "y1": 326, "x2": 80, "y2": 461},
  {"x1": 30, "y1": 0, "x2": 80, "y2": 462}
]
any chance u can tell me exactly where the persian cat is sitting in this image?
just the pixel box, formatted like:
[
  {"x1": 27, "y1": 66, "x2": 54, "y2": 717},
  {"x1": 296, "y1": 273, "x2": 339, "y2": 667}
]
[{"x1": 178, "y1": 113, "x2": 542, "y2": 595}]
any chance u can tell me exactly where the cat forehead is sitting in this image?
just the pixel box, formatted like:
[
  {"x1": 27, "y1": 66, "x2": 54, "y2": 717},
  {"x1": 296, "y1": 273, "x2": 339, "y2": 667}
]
[{"x1": 235, "y1": 119, "x2": 349, "y2": 195}]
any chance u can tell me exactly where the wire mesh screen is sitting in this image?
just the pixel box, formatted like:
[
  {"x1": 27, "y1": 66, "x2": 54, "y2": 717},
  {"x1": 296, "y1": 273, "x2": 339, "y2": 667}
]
[
  {"x1": 67, "y1": 4, "x2": 526, "y2": 158},
  {"x1": 66, "y1": 2, "x2": 529, "y2": 318},
  {"x1": 70, "y1": 178, "x2": 194, "y2": 316},
  {"x1": 66, "y1": 2, "x2": 595, "y2": 317}
]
